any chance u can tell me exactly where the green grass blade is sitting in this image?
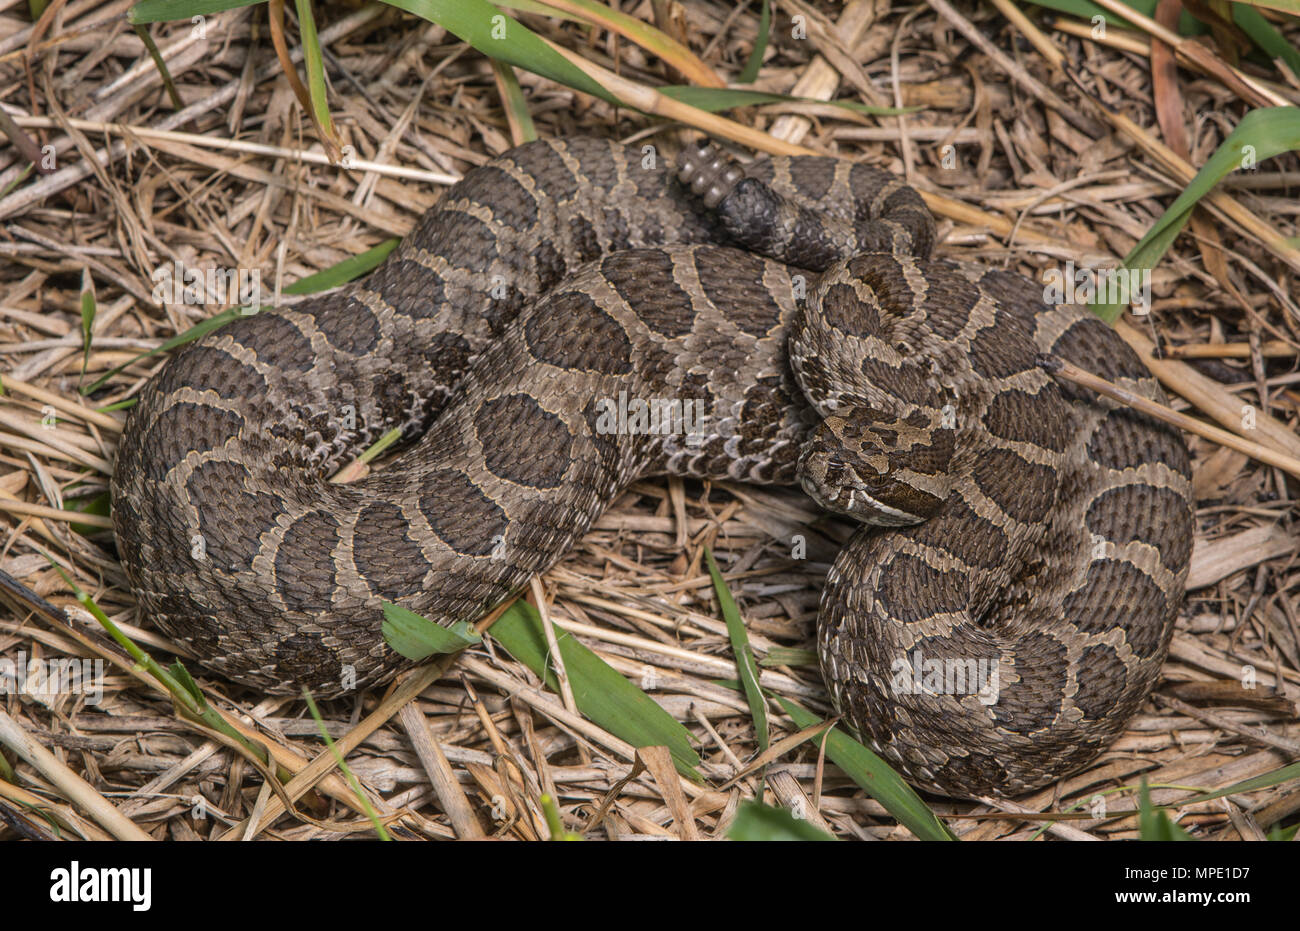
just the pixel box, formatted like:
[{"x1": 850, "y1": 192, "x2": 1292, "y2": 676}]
[
  {"x1": 65, "y1": 491, "x2": 111, "y2": 536},
  {"x1": 727, "y1": 800, "x2": 835, "y2": 840},
  {"x1": 1137, "y1": 779, "x2": 1194, "y2": 840},
  {"x1": 529, "y1": 0, "x2": 722, "y2": 89},
  {"x1": 1224, "y1": 0, "x2": 1300, "y2": 14},
  {"x1": 704, "y1": 547, "x2": 768, "y2": 752},
  {"x1": 385, "y1": 0, "x2": 617, "y2": 105},
  {"x1": 1019, "y1": 0, "x2": 1164, "y2": 31},
  {"x1": 759, "y1": 646, "x2": 817, "y2": 668},
  {"x1": 1092, "y1": 106, "x2": 1300, "y2": 322},
  {"x1": 1156, "y1": 759, "x2": 1300, "y2": 807},
  {"x1": 489, "y1": 600, "x2": 702, "y2": 779},
  {"x1": 736, "y1": 0, "x2": 770, "y2": 83},
  {"x1": 131, "y1": 0, "x2": 265, "y2": 23},
  {"x1": 295, "y1": 0, "x2": 335, "y2": 141},
  {"x1": 284, "y1": 238, "x2": 398, "y2": 294},
  {"x1": 79, "y1": 269, "x2": 96, "y2": 380},
  {"x1": 539, "y1": 793, "x2": 581, "y2": 840},
  {"x1": 778, "y1": 697, "x2": 956, "y2": 841},
  {"x1": 131, "y1": 23, "x2": 184, "y2": 109},
  {"x1": 303, "y1": 689, "x2": 391, "y2": 839},
  {"x1": 1231, "y1": 5, "x2": 1300, "y2": 78},
  {"x1": 1019, "y1": 0, "x2": 1300, "y2": 77},
  {"x1": 495, "y1": 0, "x2": 584, "y2": 19},
  {"x1": 492, "y1": 58, "x2": 538, "y2": 143},
  {"x1": 382, "y1": 602, "x2": 482, "y2": 660},
  {"x1": 0, "y1": 162, "x2": 34, "y2": 200}
]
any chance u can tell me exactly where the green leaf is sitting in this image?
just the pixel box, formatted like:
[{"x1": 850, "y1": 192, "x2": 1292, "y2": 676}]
[
  {"x1": 382, "y1": 602, "x2": 482, "y2": 660},
  {"x1": 65, "y1": 491, "x2": 111, "y2": 536},
  {"x1": 704, "y1": 547, "x2": 768, "y2": 752},
  {"x1": 384, "y1": 0, "x2": 616, "y2": 105},
  {"x1": 778, "y1": 697, "x2": 956, "y2": 841},
  {"x1": 131, "y1": 0, "x2": 265, "y2": 23},
  {"x1": 1019, "y1": 0, "x2": 1170, "y2": 31},
  {"x1": 1138, "y1": 779, "x2": 1195, "y2": 840},
  {"x1": 295, "y1": 0, "x2": 334, "y2": 139},
  {"x1": 489, "y1": 600, "x2": 702, "y2": 779},
  {"x1": 168, "y1": 659, "x2": 207, "y2": 707},
  {"x1": 1157, "y1": 759, "x2": 1300, "y2": 808},
  {"x1": 759, "y1": 646, "x2": 817, "y2": 668},
  {"x1": 283, "y1": 238, "x2": 399, "y2": 294},
  {"x1": 1222, "y1": 0, "x2": 1300, "y2": 16},
  {"x1": 1231, "y1": 6, "x2": 1300, "y2": 77},
  {"x1": 727, "y1": 800, "x2": 836, "y2": 840},
  {"x1": 79, "y1": 270, "x2": 96, "y2": 379},
  {"x1": 303, "y1": 688, "x2": 391, "y2": 839},
  {"x1": 1092, "y1": 106, "x2": 1300, "y2": 323},
  {"x1": 736, "y1": 0, "x2": 770, "y2": 84},
  {"x1": 492, "y1": 58, "x2": 538, "y2": 143},
  {"x1": 1019, "y1": 0, "x2": 1300, "y2": 92},
  {"x1": 539, "y1": 792, "x2": 581, "y2": 841}
]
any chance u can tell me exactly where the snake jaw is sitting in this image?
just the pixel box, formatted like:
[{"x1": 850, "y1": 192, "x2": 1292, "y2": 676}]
[{"x1": 796, "y1": 440, "x2": 926, "y2": 528}]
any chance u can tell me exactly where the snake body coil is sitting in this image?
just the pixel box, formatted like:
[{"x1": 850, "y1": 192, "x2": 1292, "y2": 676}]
[{"x1": 112, "y1": 137, "x2": 1193, "y2": 796}]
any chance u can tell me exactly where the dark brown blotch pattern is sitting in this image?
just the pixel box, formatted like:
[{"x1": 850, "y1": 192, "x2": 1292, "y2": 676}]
[
  {"x1": 693, "y1": 248, "x2": 781, "y2": 336},
  {"x1": 877, "y1": 553, "x2": 967, "y2": 624},
  {"x1": 454, "y1": 165, "x2": 538, "y2": 231},
  {"x1": 187, "y1": 459, "x2": 283, "y2": 573},
  {"x1": 476, "y1": 393, "x2": 573, "y2": 488},
  {"x1": 966, "y1": 308, "x2": 1036, "y2": 379},
  {"x1": 276, "y1": 510, "x2": 341, "y2": 612},
  {"x1": 1086, "y1": 484, "x2": 1194, "y2": 572},
  {"x1": 1062, "y1": 560, "x2": 1170, "y2": 658},
  {"x1": 142, "y1": 402, "x2": 242, "y2": 484},
  {"x1": 352, "y1": 501, "x2": 431, "y2": 601},
  {"x1": 992, "y1": 631, "x2": 1068, "y2": 734},
  {"x1": 157, "y1": 345, "x2": 266, "y2": 402},
  {"x1": 418, "y1": 468, "x2": 509, "y2": 556},
  {"x1": 311, "y1": 295, "x2": 381, "y2": 356},
  {"x1": 908, "y1": 496, "x2": 1009, "y2": 571},
  {"x1": 371, "y1": 258, "x2": 446, "y2": 320},
  {"x1": 983, "y1": 388, "x2": 1068, "y2": 452},
  {"x1": 971, "y1": 447, "x2": 1057, "y2": 524},
  {"x1": 525, "y1": 290, "x2": 632, "y2": 374},
  {"x1": 228, "y1": 312, "x2": 314, "y2": 373},
  {"x1": 1073, "y1": 643, "x2": 1129, "y2": 722},
  {"x1": 819, "y1": 281, "x2": 880, "y2": 338},
  {"x1": 601, "y1": 249, "x2": 695, "y2": 337}
]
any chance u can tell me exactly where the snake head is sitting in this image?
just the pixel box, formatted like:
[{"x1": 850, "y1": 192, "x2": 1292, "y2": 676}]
[{"x1": 796, "y1": 407, "x2": 954, "y2": 527}]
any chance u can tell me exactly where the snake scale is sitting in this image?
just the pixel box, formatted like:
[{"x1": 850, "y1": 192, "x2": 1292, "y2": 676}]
[{"x1": 112, "y1": 136, "x2": 1194, "y2": 796}]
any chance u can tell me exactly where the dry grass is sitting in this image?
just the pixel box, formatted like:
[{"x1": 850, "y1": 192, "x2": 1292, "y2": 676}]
[{"x1": 0, "y1": 0, "x2": 1298, "y2": 841}]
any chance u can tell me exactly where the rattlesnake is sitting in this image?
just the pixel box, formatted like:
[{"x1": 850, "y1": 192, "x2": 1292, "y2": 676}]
[{"x1": 111, "y1": 137, "x2": 1193, "y2": 796}]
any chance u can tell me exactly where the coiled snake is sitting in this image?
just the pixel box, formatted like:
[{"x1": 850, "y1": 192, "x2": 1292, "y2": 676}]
[{"x1": 112, "y1": 137, "x2": 1194, "y2": 796}]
